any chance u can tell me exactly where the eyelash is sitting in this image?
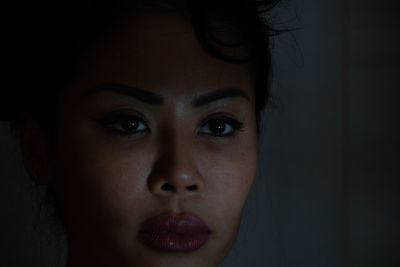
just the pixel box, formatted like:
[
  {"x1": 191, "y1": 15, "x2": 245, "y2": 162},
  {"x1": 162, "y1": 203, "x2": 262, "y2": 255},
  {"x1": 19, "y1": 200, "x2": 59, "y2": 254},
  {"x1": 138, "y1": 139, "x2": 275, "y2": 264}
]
[
  {"x1": 198, "y1": 115, "x2": 244, "y2": 137},
  {"x1": 97, "y1": 114, "x2": 244, "y2": 138},
  {"x1": 97, "y1": 114, "x2": 150, "y2": 137}
]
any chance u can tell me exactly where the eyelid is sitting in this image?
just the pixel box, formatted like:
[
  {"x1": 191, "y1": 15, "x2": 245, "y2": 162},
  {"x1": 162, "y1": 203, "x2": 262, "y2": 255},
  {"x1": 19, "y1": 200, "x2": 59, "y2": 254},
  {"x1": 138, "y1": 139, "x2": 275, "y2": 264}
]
[
  {"x1": 99, "y1": 113, "x2": 148, "y2": 124},
  {"x1": 98, "y1": 108, "x2": 149, "y2": 121},
  {"x1": 200, "y1": 111, "x2": 235, "y2": 123},
  {"x1": 199, "y1": 113, "x2": 243, "y2": 127}
]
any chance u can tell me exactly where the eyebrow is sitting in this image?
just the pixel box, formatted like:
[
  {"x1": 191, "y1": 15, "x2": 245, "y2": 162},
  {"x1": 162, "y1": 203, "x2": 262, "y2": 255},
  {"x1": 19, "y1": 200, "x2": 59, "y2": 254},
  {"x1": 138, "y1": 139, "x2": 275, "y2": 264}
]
[
  {"x1": 191, "y1": 87, "x2": 249, "y2": 107},
  {"x1": 87, "y1": 83, "x2": 164, "y2": 105},
  {"x1": 87, "y1": 83, "x2": 249, "y2": 107}
]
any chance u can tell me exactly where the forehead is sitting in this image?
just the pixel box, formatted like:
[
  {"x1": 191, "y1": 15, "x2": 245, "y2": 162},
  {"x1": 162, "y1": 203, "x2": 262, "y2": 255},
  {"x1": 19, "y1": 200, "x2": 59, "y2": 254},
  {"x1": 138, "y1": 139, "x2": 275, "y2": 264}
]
[{"x1": 69, "y1": 9, "x2": 254, "y2": 101}]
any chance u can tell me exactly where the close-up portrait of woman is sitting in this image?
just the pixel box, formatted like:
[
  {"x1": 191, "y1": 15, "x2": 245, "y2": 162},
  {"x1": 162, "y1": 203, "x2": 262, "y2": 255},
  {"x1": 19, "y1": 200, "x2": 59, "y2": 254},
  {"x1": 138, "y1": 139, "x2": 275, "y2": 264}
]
[
  {"x1": 1, "y1": 0, "x2": 280, "y2": 266},
  {"x1": 1, "y1": 0, "x2": 399, "y2": 267}
]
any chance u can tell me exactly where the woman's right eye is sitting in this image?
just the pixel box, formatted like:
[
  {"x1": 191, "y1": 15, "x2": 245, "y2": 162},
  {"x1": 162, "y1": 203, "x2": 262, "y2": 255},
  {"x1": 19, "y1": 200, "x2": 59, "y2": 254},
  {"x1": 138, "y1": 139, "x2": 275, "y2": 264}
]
[{"x1": 97, "y1": 115, "x2": 149, "y2": 136}]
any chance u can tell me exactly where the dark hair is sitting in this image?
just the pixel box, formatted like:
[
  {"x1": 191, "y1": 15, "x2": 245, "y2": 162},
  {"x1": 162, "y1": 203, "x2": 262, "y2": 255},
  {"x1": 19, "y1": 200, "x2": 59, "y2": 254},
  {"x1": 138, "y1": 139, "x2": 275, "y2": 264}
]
[{"x1": 1, "y1": 0, "x2": 281, "y2": 137}]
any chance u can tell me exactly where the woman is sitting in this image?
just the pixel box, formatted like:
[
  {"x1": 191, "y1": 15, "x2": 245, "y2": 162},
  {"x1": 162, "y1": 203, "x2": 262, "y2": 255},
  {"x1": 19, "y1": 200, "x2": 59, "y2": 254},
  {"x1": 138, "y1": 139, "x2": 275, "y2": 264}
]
[{"x1": 1, "y1": 0, "x2": 279, "y2": 266}]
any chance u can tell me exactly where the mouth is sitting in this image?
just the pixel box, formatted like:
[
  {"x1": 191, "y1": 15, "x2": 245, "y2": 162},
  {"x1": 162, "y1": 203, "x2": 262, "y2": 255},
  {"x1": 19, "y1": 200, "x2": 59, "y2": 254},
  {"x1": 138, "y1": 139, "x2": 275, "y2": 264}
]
[{"x1": 138, "y1": 212, "x2": 211, "y2": 253}]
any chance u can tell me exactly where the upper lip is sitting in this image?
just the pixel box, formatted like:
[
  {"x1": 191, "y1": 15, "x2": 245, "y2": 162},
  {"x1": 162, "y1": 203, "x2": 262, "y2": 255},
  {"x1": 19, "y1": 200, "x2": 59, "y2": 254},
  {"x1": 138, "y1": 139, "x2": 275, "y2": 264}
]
[{"x1": 139, "y1": 212, "x2": 211, "y2": 234}]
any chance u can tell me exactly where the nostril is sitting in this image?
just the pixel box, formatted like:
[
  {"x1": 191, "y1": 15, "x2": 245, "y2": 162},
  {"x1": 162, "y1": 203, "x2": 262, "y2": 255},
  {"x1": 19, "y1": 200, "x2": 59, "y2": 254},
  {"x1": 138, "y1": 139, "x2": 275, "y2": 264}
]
[
  {"x1": 186, "y1": 185, "x2": 197, "y2": 191},
  {"x1": 161, "y1": 183, "x2": 175, "y2": 191}
]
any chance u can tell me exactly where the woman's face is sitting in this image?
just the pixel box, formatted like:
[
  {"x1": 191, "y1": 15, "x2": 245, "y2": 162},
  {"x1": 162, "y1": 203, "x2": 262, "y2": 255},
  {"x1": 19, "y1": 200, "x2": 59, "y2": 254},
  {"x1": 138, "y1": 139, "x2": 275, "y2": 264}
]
[{"x1": 46, "y1": 10, "x2": 258, "y2": 267}]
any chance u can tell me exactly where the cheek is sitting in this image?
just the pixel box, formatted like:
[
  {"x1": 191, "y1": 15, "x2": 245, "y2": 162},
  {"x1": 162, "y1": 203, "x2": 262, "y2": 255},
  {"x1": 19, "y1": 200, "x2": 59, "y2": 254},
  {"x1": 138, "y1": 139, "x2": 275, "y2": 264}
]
[
  {"x1": 52, "y1": 122, "x2": 156, "y2": 231},
  {"x1": 194, "y1": 143, "x2": 257, "y2": 257},
  {"x1": 207, "y1": 151, "x2": 256, "y2": 198},
  {"x1": 199, "y1": 142, "x2": 258, "y2": 223}
]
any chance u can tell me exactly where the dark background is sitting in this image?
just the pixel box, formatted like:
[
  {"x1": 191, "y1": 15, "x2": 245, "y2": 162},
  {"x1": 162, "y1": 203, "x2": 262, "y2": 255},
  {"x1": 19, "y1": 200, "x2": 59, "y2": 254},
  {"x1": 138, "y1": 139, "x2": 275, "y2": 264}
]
[{"x1": 1, "y1": 0, "x2": 399, "y2": 266}]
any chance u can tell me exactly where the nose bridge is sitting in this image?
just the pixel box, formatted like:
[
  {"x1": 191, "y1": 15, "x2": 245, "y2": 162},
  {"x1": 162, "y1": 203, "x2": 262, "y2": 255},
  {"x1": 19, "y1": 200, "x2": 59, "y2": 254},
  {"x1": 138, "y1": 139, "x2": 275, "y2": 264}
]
[
  {"x1": 147, "y1": 125, "x2": 203, "y2": 196},
  {"x1": 163, "y1": 130, "x2": 193, "y2": 179},
  {"x1": 162, "y1": 124, "x2": 193, "y2": 166}
]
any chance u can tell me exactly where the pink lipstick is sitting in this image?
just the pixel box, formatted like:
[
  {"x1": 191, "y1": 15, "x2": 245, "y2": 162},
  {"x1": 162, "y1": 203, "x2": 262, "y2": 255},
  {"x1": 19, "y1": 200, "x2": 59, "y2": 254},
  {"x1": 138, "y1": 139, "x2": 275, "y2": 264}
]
[{"x1": 138, "y1": 213, "x2": 211, "y2": 252}]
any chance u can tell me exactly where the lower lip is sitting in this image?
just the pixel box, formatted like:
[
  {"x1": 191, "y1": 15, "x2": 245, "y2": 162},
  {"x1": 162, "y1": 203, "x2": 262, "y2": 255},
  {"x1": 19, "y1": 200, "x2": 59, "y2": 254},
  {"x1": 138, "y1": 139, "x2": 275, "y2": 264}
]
[{"x1": 138, "y1": 214, "x2": 211, "y2": 252}]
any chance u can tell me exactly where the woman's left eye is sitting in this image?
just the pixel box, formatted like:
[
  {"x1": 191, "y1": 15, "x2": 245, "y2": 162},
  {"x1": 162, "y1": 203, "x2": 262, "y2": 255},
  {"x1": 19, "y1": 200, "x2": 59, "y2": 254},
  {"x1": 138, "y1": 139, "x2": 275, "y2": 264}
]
[
  {"x1": 97, "y1": 115, "x2": 149, "y2": 136},
  {"x1": 199, "y1": 116, "x2": 244, "y2": 137}
]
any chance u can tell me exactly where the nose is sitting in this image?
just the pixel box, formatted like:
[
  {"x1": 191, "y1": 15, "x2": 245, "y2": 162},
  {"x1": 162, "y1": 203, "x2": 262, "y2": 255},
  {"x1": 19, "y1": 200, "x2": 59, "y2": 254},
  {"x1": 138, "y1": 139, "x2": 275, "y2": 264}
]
[{"x1": 147, "y1": 131, "x2": 204, "y2": 198}]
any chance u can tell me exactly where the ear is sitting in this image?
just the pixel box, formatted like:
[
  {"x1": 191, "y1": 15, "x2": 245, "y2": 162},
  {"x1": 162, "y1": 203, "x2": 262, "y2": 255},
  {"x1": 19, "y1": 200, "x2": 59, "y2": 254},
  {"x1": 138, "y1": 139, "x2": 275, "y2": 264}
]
[{"x1": 19, "y1": 112, "x2": 54, "y2": 185}]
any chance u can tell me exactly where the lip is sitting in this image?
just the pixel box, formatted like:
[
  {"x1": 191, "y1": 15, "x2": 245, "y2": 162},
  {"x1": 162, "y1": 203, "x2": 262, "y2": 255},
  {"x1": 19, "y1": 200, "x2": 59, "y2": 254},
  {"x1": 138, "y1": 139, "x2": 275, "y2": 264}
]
[{"x1": 138, "y1": 213, "x2": 211, "y2": 252}]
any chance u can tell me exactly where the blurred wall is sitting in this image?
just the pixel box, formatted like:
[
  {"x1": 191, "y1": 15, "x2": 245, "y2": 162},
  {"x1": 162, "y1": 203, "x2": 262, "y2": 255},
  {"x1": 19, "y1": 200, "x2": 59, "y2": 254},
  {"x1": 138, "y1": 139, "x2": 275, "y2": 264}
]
[
  {"x1": 346, "y1": 0, "x2": 400, "y2": 266},
  {"x1": 1, "y1": 0, "x2": 399, "y2": 266}
]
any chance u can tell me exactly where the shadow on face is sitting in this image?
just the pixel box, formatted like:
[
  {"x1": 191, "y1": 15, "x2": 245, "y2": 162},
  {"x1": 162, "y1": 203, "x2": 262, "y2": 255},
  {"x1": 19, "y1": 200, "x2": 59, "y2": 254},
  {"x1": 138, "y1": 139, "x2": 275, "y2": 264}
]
[{"x1": 22, "y1": 8, "x2": 259, "y2": 267}]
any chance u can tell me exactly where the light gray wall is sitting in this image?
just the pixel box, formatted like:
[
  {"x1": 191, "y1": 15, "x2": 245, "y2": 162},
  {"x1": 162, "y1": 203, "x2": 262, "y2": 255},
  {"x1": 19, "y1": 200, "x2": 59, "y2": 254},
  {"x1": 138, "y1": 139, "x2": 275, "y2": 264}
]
[{"x1": 1, "y1": 1, "x2": 399, "y2": 266}]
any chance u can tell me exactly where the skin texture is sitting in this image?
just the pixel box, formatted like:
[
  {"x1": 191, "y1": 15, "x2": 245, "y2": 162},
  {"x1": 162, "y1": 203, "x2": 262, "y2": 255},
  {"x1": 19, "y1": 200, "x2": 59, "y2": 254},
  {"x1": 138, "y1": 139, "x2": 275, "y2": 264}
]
[{"x1": 21, "y1": 9, "x2": 258, "y2": 267}]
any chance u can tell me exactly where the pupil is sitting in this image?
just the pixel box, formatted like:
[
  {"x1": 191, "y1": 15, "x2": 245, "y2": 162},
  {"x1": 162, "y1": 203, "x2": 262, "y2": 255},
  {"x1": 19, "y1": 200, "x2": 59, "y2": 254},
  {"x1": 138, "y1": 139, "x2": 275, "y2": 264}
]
[
  {"x1": 122, "y1": 119, "x2": 138, "y2": 131},
  {"x1": 211, "y1": 120, "x2": 225, "y2": 134}
]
